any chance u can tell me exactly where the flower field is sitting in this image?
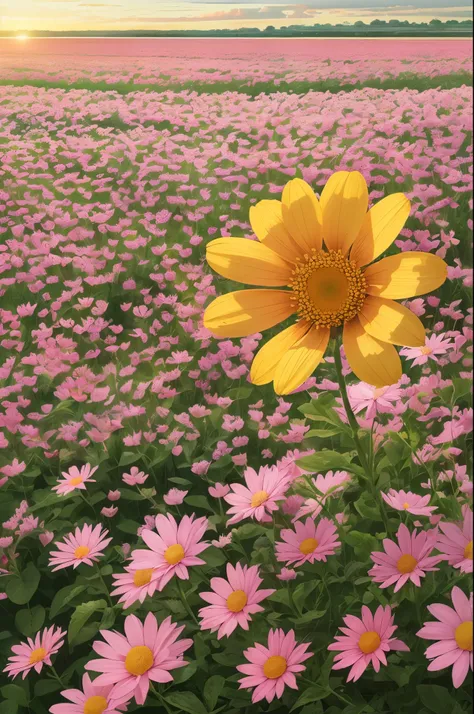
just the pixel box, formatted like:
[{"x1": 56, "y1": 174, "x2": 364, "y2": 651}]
[{"x1": 0, "y1": 38, "x2": 472, "y2": 714}]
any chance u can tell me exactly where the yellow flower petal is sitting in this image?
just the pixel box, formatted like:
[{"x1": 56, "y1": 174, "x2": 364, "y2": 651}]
[
  {"x1": 250, "y1": 320, "x2": 311, "y2": 386},
  {"x1": 281, "y1": 178, "x2": 323, "y2": 254},
  {"x1": 364, "y1": 252, "x2": 448, "y2": 299},
  {"x1": 320, "y1": 170, "x2": 369, "y2": 254},
  {"x1": 203, "y1": 289, "x2": 295, "y2": 338},
  {"x1": 350, "y1": 193, "x2": 411, "y2": 267},
  {"x1": 343, "y1": 318, "x2": 402, "y2": 387},
  {"x1": 359, "y1": 295, "x2": 425, "y2": 347},
  {"x1": 206, "y1": 238, "x2": 292, "y2": 287},
  {"x1": 273, "y1": 325, "x2": 330, "y2": 395},
  {"x1": 249, "y1": 200, "x2": 302, "y2": 263}
]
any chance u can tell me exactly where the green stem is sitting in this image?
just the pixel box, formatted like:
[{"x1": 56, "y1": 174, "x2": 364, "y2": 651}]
[
  {"x1": 49, "y1": 665, "x2": 66, "y2": 689},
  {"x1": 176, "y1": 579, "x2": 199, "y2": 626},
  {"x1": 95, "y1": 564, "x2": 114, "y2": 608},
  {"x1": 149, "y1": 683, "x2": 173, "y2": 713},
  {"x1": 329, "y1": 686, "x2": 353, "y2": 706}
]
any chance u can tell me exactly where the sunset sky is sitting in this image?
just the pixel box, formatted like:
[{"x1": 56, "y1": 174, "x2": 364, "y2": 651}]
[{"x1": 1, "y1": 0, "x2": 472, "y2": 32}]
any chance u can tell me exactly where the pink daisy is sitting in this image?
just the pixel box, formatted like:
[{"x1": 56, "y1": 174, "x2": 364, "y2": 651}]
[
  {"x1": 417, "y1": 586, "x2": 472, "y2": 688},
  {"x1": 48, "y1": 524, "x2": 112, "y2": 572},
  {"x1": 198, "y1": 562, "x2": 275, "y2": 639},
  {"x1": 111, "y1": 565, "x2": 162, "y2": 609},
  {"x1": 275, "y1": 517, "x2": 341, "y2": 568},
  {"x1": 369, "y1": 523, "x2": 441, "y2": 592},
  {"x1": 381, "y1": 489, "x2": 438, "y2": 517},
  {"x1": 3, "y1": 625, "x2": 66, "y2": 680},
  {"x1": 237, "y1": 628, "x2": 313, "y2": 704},
  {"x1": 436, "y1": 506, "x2": 473, "y2": 574},
  {"x1": 328, "y1": 605, "x2": 409, "y2": 682},
  {"x1": 130, "y1": 513, "x2": 209, "y2": 590},
  {"x1": 50, "y1": 673, "x2": 127, "y2": 714},
  {"x1": 224, "y1": 465, "x2": 291, "y2": 526},
  {"x1": 85, "y1": 612, "x2": 192, "y2": 705},
  {"x1": 401, "y1": 333, "x2": 454, "y2": 366},
  {"x1": 52, "y1": 464, "x2": 98, "y2": 495},
  {"x1": 293, "y1": 471, "x2": 351, "y2": 521}
]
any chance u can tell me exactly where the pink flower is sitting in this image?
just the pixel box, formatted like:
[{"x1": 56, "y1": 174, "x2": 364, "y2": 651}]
[
  {"x1": 417, "y1": 586, "x2": 472, "y2": 688},
  {"x1": 191, "y1": 460, "x2": 210, "y2": 476},
  {"x1": 381, "y1": 489, "x2": 437, "y2": 516},
  {"x1": 237, "y1": 629, "x2": 312, "y2": 704},
  {"x1": 211, "y1": 534, "x2": 232, "y2": 548},
  {"x1": 108, "y1": 490, "x2": 121, "y2": 502},
  {"x1": 52, "y1": 464, "x2": 98, "y2": 495},
  {"x1": 401, "y1": 333, "x2": 454, "y2": 366},
  {"x1": 329, "y1": 605, "x2": 409, "y2": 681},
  {"x1": 163, "y1": 488, "x2": 188, "y2": 506},
  {"x1": 111, "y1": 565, "x2": 162, "y2": 609},
  {"x1": 122, "y1": 467, "x2": 148, "y2": 486},
  {"x1": 85, "y1": 612, "x2": 192, "y2": 705},
  {"x1": 276, "y1": 517, "x2": 340, "y2": 567},
  {"x1": 48, "y1": 524, "x2": 112, "y2": 571},
  {"x1": 436, "y1": 507, "x2": 473, "y2": 573},
  {"x1": 39, "y1": 531, "x2": 54, "y2": 547},
  {"x1": 49, "y1": 673, "x2": 127, "y2": 714},
  {"x1": 131, "y1": 514, "x2": 209, "y2": 590},
  {"x1": 368, "y1": 524, "x2": 441, "y2": 592},
  {"x1": 101, "y1": 506, "x2": 118, "y2": 518},
  {"x1": 0, "y1": 459, "x2": 26, "y2": 477},
  {"x1": 0, "y1": 536, "x2": 13, "y2": 548},
  {"x1": 224, "y1": 465, "x2": 291, "y2": 526},
  {"x1": 3, "y1": 625, "x2": 66, "y2": 679},
  {"x1": 346, "y1": 382, "x2": 403, "y2": 420},
  {"x1": 277, "y1": 568, "x2": 297, "y2": 581},
  {"x1": 294, "y1": 471, "x2": 351, "y2": 521},
  {"x1": 199, "y1": 562, "x2": 275, "y2": 639},
  {"x1": 208, "y1": 482, "x2": 230, "y2": 498}
]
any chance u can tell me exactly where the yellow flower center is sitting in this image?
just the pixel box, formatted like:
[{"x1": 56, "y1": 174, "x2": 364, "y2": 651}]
[
  {"x1": 250, "y1": 490, "x2": 269, "y2": 508},
  {"x1": 402, "y1": 502, "x2": 410, "y2": 510},
  {"x1": 358, "y1": 631, "x2": 381, "y2": 654},
  {"x1": 69, "y1": 476, "x2": 83, "y2": 486},
  {"x1": 289, "y1": 249, "x2": 366, "y2": 328},
  {"x1": 133, "y1": 568, "x2": 154, "y2": 587},
  {"x1": 164, "y1": 544, "x2": 185, "y2": 565},
  {"x1": 299, "y1": 537, "x2": 318, "y2": 555},
  {"x1": 373, "y1": 387, "x2": 388, "y2": 399},
  {"x1": 420, "y1": 346, "x2": 432, "y2": 355},
  {"x1": 124, "y1": 645, "x2": 154, "y2": 675},
  {"x1": 84, "y1": 696, "x2": 109, "y2": 714},
  {"x1": 455, "y1": 621, "x2": 473, "y2": 651},
  {"x1": 74, "y1": 545, "x2": 90, "y2": 559},
  {"x1": 263, "y1": 655, "x2": 287, "y2": 679},
  {"x1": 396, "y1": 554, "x2": 417, "y2": 574},
  {"x1": 464, "y1": 541, "x2": 473, "y2": 560},
  {"x1": 29, "y1": 647, "x2": 47, "y2": 664},
  {"x1": 226, "y1": 589, "x2": 248, "y2": 612}
]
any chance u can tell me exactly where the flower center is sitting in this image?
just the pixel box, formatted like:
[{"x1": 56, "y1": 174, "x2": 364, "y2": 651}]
[
  {"x1": 464, "y1": 540, "x2": 473, "y2": 560},
  {"x1": 299, "y1": 537, "x2": 318, "y2": 555},
  {"x1": 84, "y1": 696, "x2": 109, "y2": 714},
  {"x1": 124, "y1": 645, "x2": 154, "y2": 675},
  {"x1": 226, "y1": 589, "x2": 248, "y2": 612},
  {"x1": 74, "y1": 545, "x2": 90, "y2": 559},
  {"x1": 289, "y1": 249, "x2": 366, "y2": 328},
  {"x1": 373, "y1": 387, "x2": 388, "y2": 399},
  {"x1": 250, "y1": 490, "x2": 269, "y2": 508},
  {"x1": 164, "y1": 543, "x2": 185, "y2": 565},
  {"x1": 29, "y1": 647, "x2": 47, "y2": 664},
  {"x1": 455, "y1": 621, "x2": 473, "y2": 651},
  {"x1": 263, "y1": 655, "x2": 287, "y2": 679},
  {"x1": 420, "y1": 346, "x2": 432, "y2": 355},
  {"x1": 402, "y1": 502, "x2": 410, "y2": 510},
  {"x1": 358, "y1": 631, "x2": 381, "y2": 654},
  {"x1": 69, "y1": 476, "x2": 83, "y2": 486},
  {"x1": 396, "y1": 554, "x2": 417, "y2": 574},
  {"x1": 133, "y1": 568, "x2": 154, "y2": 587}
]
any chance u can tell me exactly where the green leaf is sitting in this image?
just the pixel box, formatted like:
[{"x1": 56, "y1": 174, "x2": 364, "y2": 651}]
[
  {"x1": 297, "y1": 451, "x2": 358, "y2": 474},
  {"x1": 50, "y1": 585, "x2": 86, "y2": 619},
  {"x1": 417, "y1": 685, "x2": 460, "y2": 714},
  {"x1": 165, "y1": 692, "x2": 209, "y2": 714},
  {"x1": 292, "y1": 609, "x2": 327, "y2": 626},
  {"x1": 354, "y1": 492, "x2": 382, "y2": 521},
  {"x1": 116, "y1": 519, "x2": 140, "y2": 535},
  {"x1": 345, "y1": 531, "x2": 379, "y2": 560},
  {"x1": 185, "y1": 495, "x2": 213, "y2": 512},
  {"x1": 118, "y1": 451, "x2": 140, "y2": 466},
  {"x1": 291, "y1": 685, "x2": 331, "y2": 711},
  {"x1": 306, "y1": 428, "x2": 341, "y2": 439},
  {"x1": 15, "y1": 606, "x2": 45, "y2": 636},
  {"x1": 34, "y1": 680, "x2": 62, "y2": 697},
  {"x1": 204, "y1": 675, "x2": 225, "y2": 710},
  {"x1": 225, "y1": 386, "x2": 253, "y2": 400},
  {"x1": 68, "y1": 600, "x2": 106, "y2": 645},
  {"x1": 1, "y1": 684, "x2": 28, "y2": 707},
  {"x1": 119, "y1": 489, "x2": 145, "y2": 501},
  {"x1": 0, "y1": 700, "x2": 18, "y2": 714},
  {"x1": 203, "y1": 549, "x2": 226, "y2": 568},
  {"x1": 6, "y1": 563, "x2": 40, "y2": 605}
]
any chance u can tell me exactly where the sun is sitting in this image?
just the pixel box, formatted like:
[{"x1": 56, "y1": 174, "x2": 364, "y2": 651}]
[{"x1": 15, "y1": 34, "x2": 29, "y2": 41}]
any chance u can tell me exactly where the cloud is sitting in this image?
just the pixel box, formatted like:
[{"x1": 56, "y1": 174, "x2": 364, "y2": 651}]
[{"x1": 186, "y1": 0, "x2": 472, "y2": 6}]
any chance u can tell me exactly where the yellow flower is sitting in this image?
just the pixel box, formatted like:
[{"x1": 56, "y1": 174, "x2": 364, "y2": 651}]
[{"x1": 203, "y1": 171, "x2": 447, "y2": 395}]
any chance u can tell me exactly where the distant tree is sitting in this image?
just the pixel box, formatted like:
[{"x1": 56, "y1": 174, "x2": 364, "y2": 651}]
[
  {"x1": 370, "y1": 19, "x2": 387, "y2": 26},
  {"x1": 265, "y1": 25, "x2": 276, "y2": 32},
  {"x1": 354, "y1": 21, "x2": 366, "y2": 27},
  {"x1": 446, "y1": 20, "x2": 459, "y2": 25},
  {"x1": 430, "y1": 19, "x2": 443, "y2": 25},
  {"x1": 388, "y1": 19, "x2": 402, "y2": 26}
]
